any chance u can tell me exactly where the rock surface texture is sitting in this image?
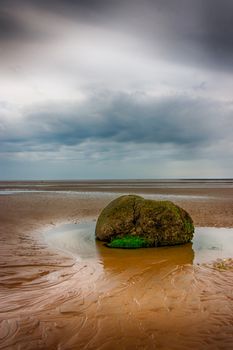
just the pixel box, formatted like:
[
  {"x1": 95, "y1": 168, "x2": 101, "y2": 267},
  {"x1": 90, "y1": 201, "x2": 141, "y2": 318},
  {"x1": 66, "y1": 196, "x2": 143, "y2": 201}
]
[{"x1": 95, "y1": 195, "x2": 194, "y2": 248}]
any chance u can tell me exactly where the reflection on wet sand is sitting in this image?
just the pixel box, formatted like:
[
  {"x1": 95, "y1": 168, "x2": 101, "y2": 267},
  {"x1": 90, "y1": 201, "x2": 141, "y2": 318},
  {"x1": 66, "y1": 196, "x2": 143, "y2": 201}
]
[
  {"x1": 0, "y1": 192, "x2": 233, "y2": 349},
  {"x1": 46, "y1": 221, "x2": 195, "y2": 286},
  {"x1": 41, "y1": 222, "x2": 233, "y2": 349},
  {"x1": 97, "y1": 241, "x2": 194, "y2": 273}
]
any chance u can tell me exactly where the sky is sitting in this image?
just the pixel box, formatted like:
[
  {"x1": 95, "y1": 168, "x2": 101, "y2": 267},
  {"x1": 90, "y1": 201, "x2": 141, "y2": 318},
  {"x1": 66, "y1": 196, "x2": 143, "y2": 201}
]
[{"x1": 0, "y1": 0, "x2": 233, "y2": 180}]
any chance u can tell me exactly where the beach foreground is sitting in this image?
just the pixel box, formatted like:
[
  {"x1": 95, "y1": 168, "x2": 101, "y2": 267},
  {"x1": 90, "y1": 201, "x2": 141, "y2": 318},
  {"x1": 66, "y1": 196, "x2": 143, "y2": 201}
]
[{"x1": 0, "y1": 181, "x2": 233, "y2": 349}]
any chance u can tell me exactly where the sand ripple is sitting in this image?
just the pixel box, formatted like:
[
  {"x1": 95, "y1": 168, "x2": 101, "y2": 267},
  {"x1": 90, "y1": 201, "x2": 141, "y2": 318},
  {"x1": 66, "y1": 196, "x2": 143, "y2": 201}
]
[{"x1": 0, "y1": 193, "x2": 233, "y2": 349}]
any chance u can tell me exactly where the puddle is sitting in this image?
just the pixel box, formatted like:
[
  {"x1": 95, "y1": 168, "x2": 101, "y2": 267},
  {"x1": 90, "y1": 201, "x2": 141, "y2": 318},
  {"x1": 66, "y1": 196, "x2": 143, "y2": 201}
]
[
  {"x1": 46, "y1": 222, "x2": 98, "y2": 259},
  {"x1": 0, "y1": 190, "x2": 208, "y2": 200},
  {"x1": 193, "y1": 227, "x2": 233, "y2": 263},
  {"x1": 46, "y1": 222, "x2": 233, "y2": 265}
]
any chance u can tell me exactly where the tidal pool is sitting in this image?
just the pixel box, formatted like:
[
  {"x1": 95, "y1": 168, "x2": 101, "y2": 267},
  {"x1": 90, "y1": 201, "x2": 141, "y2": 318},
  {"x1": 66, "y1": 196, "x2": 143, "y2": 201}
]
[
  {"x1": 46, "y1": 222, "x2": 233, "y2": 265},
  {"x1": 2, "y1": 221, "x2": 233, "y2": 349}
]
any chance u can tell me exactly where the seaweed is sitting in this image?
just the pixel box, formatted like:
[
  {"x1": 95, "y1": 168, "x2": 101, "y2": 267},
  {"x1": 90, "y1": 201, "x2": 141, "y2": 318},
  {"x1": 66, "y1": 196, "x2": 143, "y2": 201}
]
[{"x1": 107, "y1": 235, "x2": 151, "y2": 249}]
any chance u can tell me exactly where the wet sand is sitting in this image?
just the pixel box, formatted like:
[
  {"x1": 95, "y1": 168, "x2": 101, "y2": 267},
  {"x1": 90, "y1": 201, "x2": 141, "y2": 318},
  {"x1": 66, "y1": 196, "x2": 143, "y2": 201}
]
[{"x1": 0, "y1": 183, "x2": 233, "y2": 349}]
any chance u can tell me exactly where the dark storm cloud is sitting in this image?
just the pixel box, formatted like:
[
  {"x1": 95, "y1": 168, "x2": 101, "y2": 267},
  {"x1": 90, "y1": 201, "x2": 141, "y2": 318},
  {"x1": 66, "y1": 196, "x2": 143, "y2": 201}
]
[
  {"x1": 0, "y1": 0, "x2": 232, "y2": 179},
  {"x1": 0, "y1": 92, "x2": 231, "y2": 153},
  {"x1": 0, "y1": 11, "x2": 25, "y2": 40},
  {"x1": 0, "y1": 5, "x2": 52, "y2": 42},
  {"x1": 0, "y1": 0, "x2": 113, "y2": 24},
  {"x1": 1, "y1": 0, "x2": 233, "y2": 71},
  {"x1": 201, "y1": 0, "x2": 233, "y2": 65},
  {"x1": 130, "y1": 0, "x2": 233, "y2": 71}
]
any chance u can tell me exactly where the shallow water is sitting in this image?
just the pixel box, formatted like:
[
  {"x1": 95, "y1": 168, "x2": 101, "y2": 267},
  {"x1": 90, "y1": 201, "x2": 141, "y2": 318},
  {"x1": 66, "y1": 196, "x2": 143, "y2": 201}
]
[
  {"x1": 40, "y1": 222, "x2": 233, "y2": 349},
  {"x1": 46, "y1": 222, "x2": 233, "y2": 265},
  {"x1": 0, "y1": 189, "x2": 208, "y2": 201},
  {"x1": 1, "y1": 179, "x2": 233, "y2": 189},
  {"x1": 1, "y1": 219, "x2": 233, "y2": 349},
  {"x1": 1, "y1": 186, "x2": 233, "y2": 349}
]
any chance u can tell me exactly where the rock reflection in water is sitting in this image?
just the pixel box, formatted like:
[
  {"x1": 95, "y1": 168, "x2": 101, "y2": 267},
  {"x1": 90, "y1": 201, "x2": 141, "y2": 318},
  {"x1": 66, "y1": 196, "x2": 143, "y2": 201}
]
[
  {"x1": 46, "y1": 222, "x2": 194, "y2": 271},
  {"x1": 1, "y1": 222, "x2": 233, "y2": 350},
  {"x1": 47, "y1": 222, "x2": 233, "y2": 268},
  {"x1": 45, "y1": 222, "x2": 233, "y2": 350},
  {"x1": 96, "y1": 241, "x2": 194, "y2": 275}
]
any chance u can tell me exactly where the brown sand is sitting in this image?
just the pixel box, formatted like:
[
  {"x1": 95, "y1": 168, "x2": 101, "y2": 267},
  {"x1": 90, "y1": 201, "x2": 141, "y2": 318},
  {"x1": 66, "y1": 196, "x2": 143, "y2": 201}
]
[{"x1": 0, "y1": 187, "x2": 233, "y2": 349}]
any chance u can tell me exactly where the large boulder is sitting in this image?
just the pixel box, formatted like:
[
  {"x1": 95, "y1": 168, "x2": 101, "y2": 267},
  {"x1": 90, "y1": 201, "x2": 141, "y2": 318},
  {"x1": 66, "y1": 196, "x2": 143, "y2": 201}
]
[{"x1": 95, "y1": 195, "x2": 194, "y2": 248}]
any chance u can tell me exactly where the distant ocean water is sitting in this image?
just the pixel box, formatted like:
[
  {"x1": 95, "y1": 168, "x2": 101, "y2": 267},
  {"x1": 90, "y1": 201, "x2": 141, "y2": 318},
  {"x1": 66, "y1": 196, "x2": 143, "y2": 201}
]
[
  {"x1": 0, "y1": 179, "x2": 232, "y2": 190},
  {"x1": 0, "y1": 179, "x2": 232, "y2": 200}
]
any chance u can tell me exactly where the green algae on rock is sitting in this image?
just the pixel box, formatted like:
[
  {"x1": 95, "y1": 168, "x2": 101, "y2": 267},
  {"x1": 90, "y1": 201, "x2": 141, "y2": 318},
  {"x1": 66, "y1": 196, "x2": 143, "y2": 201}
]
[
  {"x1": 107, "y1": 235, "x2": 150, "y2": 249},
  {"x1": 95, "y1": 195, "x2": 194, "y2": 248}
]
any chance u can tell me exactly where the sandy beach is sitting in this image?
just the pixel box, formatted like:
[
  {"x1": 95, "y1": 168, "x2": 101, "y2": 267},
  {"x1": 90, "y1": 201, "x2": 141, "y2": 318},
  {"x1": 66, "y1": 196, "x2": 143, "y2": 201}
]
[{"x1": 0, "y1": 181, "x2": 233, "y2": 349}]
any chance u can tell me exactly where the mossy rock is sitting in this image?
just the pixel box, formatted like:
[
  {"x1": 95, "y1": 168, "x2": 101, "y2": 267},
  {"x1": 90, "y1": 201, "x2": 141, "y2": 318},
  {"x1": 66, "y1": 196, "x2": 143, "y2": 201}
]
[{"x1": 95, "y1": 195, "x2": 194, "y2": 248}]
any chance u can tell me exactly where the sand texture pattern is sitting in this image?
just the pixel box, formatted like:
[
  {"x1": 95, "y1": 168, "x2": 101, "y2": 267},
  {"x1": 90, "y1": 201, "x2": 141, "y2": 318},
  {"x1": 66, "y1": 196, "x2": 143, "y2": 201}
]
[{"x1": 0, "y1": 183, "x2": 233, "y2": 349}]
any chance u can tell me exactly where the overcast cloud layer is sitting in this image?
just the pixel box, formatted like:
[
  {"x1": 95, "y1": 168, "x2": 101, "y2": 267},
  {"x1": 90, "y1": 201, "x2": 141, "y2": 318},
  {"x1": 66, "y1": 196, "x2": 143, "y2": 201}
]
[{"x1": 0, "y1": 0, "x2": 232, "y2": 179}]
